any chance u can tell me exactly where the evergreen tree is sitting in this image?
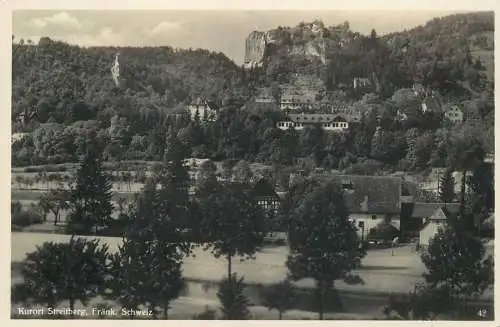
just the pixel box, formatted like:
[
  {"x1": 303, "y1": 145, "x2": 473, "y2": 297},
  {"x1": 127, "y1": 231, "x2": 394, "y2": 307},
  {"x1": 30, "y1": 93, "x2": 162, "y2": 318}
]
[
  {"x1": 420, "y1": 226, "x2": 493, "y2": 317},
  {"x1": 217, "y1": 274, "x2": 250, "y2": 320},
  {"x1": 67, "y1": 141, "x2": 113, "y2": 234},
  {"x1": 438, "y1": 169, "x2": 456, "y2": 203},
  {"x1": 108, "y1": 175, "x2": 188, "y2": 319}
]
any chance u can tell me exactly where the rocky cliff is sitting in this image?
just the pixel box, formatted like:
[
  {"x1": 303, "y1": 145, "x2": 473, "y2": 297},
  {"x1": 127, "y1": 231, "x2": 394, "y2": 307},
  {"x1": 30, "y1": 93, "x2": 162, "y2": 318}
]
[{"x1": 243, "y1": 20, "x2": 354, "y2": 69}]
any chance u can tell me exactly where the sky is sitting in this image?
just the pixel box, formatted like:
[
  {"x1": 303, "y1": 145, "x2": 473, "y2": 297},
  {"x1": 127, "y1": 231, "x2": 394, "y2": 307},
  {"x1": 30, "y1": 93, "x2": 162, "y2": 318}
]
[{"x1": 13, "y1": 10, "x2": 472, "y2": 64}]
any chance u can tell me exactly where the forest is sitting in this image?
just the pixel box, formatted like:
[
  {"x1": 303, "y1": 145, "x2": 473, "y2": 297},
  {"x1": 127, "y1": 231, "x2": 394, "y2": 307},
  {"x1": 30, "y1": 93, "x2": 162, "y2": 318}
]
[{"x1": 11, "y1": 12, "x2": 494, "y2": 177}]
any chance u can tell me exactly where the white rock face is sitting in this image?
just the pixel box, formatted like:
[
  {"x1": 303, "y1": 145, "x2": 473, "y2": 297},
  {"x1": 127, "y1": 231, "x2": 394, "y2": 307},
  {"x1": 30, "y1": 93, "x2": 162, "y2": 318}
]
[
  {"x1": 244, "y1": 31, "x2": 268, "y2": 67},
  {"x1": 243, "y1": 23, "x2": 330, "y2": 67}
]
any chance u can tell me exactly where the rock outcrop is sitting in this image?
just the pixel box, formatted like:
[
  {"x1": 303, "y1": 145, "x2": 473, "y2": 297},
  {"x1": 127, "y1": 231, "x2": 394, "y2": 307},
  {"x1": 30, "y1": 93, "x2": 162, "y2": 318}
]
[{"x1": 243, "y1": 20, "x2": 353, "y2": 69}]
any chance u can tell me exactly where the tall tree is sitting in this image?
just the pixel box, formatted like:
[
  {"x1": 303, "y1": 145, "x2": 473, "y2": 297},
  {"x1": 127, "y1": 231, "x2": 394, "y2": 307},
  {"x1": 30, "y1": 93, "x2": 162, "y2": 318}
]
[
  {"x1": 438, "y1": 169, "x2": 456, "y2": 203},
  {"x1": 67, "y1": 141, "x2": 113, "y2": 234},
  {"x1": 17, "y1": 237, "x2": 109, "y2": 316},
  {"x1": 286, "y1": 181, "x2": 365, "y2": 319},
  {"x1": 198, "y1": 181, "x2": 267, "y2": 281},
  {"x1": 420, "y1": 226, "x2": 493, "y2": 316},
  {"x1": 108, "y1": 177, "x2": 188, "y2": 319}
]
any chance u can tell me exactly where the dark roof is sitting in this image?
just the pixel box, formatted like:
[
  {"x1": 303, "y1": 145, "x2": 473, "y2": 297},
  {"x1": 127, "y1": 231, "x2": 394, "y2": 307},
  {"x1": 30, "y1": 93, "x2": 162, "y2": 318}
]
[
  {"x1": 412, "y1": 202, "x2": 460, "y2": 219},
  {"x1": 321, "y1": 175, "x2": 403, "y2": 214},
  {"x1": 205, "y1": 101, "x2": 220, "y2": 110},
  {"x1": 250, "y1": 178, "x2": 279, "y2": 199},
  {"x1": 190, "y1": 98, "x2": 220, "y2": 111}
]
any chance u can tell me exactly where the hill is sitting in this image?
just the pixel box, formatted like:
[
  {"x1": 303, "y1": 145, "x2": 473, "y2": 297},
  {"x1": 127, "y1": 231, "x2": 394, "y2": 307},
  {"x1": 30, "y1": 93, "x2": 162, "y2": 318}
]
[
  {"x1": 244, "y1": 11, "x2": 493, "y2": 97},
  {"x1": 382, "y1": 11, "x2": 494, "y2": 83},
  {"x1": 12, "y1": 37, "x2": 247, "y2": 131}
]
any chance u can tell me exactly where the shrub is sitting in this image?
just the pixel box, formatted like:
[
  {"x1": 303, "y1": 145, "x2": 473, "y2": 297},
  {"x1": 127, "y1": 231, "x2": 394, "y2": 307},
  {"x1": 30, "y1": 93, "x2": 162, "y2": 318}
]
[
  {"x1": 11, "y1": 201, "x2": 22, "y2": 217},
  {"x1": 12, "y1": 209, "x2": 43, "y2": 227},
  {"x1": 192, "y1": 306, "x2": 217, "y2": 320},
  {"x1": 217, "y1": 274, "x2": 250, "y2": 320}
]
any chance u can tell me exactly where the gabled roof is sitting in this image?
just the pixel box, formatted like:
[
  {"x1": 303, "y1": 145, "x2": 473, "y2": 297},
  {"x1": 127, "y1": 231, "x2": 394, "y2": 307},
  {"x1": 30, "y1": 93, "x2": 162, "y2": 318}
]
[
  {"x1": 412, "y1": 202, "x2": 460, "y2": 219},
  {"x1": 321, "y1": 175, "x2": 403, "y2": 214},
  {"x1": 190, "y1": 98, "x2": 219, "y2": 111},
  {"x1": 429, "y1": 206, "x2": 459, "y2": 221},
  {"x1": 205, "y1": 101, "x2": 220, "y2": 111}
]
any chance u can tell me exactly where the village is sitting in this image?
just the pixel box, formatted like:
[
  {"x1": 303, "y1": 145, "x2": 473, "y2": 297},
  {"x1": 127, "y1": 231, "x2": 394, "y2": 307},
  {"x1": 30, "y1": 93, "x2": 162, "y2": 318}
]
[{"x1": 10, "y1": 10, "x2": 494, "y2": 321}]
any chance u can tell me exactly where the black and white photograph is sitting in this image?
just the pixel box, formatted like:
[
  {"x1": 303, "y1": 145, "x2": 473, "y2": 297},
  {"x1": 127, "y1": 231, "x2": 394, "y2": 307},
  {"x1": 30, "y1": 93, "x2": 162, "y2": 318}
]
[{"x1": 8, "y1": 4, "x2": 495, "y2": 321}]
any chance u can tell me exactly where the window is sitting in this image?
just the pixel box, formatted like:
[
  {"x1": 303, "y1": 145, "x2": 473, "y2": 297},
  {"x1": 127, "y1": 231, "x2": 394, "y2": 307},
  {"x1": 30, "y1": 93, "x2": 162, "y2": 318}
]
[{"x1": 372, "y1": 215, "x2": 377, "y2": 220}]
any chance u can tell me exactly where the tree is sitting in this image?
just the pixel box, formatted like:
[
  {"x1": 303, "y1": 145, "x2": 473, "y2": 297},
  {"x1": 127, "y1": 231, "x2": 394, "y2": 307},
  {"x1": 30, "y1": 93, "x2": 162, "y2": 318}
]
[
  {"x1": 17, "y1": 237, "x2": 109, "y2": 316},
  {"x1": 113, "y1": 140, "x2": 192, "y2": 317},
  {"x1": 67, "y1": 141, "x2": 114, "y2": 234},
  {"x1": 383, "y1": 283, "x2": 453, "y2": 320},
  {"x1": 198, "y1": 181, "x2": 267, "y2": 280},
  {"x1": 217, "y1": 274, "x2": 250, "y2": 320},
  {"x1": 420, "y1": 226, "x2": 493, "y2": 316},
  {"x1": 39, "y1": 189, "x2": 71, "y2": 225},
  {"x1": 262, "y1": 279, "x2": 297, "y2": 319},
  {"x1": 438, "y1": 169, "x2": 456, "y2": 203},
  {"x1": 286, "y1": 181, "x2": 365, "y2": 319},
  {"x1": 107, "y1": 236, "x2": 153, "y2": 317}
]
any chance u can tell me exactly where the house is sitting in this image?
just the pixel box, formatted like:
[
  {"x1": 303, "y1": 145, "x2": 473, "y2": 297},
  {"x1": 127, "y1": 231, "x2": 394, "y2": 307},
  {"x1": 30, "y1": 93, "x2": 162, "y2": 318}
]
[
  {"x1": 250, "y1": 178, "x2": 282, "y2": 216},
  {"x1": 444, "y1": 105, "x2": 464, "y2": 124},
  {"x1": 410, "y1": 202, "x2": 460, "y2": 234},
  {"x1": 187, "y1": 98, "x2": 219, "y2": 122},
  {"x1": 276, "y1": 113, "x2": 350, "y2": 132},
  {"x1": 322, "y1": 175, "x2": 411, "y2": 239},
  {"x1": 353, "y1": 77, "x2": 371, "y2": 89},
  {"x1": 419, "y1": 205, "x2": 460, "y2": 248}
]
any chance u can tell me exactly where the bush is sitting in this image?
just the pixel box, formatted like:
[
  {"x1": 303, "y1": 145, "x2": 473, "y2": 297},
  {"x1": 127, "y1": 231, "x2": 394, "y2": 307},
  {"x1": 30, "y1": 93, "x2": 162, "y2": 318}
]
[
  {"x1": 12, "y1": 209, "x2": 43, "y2": 227},
  {"x1": 11, "y1": 201, "x2": 22, "y2": 217},
  {"x1": 192, "y1": 306, "x2": 217, "y2": 320}
]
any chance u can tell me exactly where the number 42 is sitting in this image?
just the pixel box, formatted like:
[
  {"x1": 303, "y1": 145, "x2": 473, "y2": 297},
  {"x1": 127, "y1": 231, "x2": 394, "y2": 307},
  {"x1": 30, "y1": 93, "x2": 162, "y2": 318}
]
[{"x1": 477, "y1": 308, "x2": 488, "y2": 318}]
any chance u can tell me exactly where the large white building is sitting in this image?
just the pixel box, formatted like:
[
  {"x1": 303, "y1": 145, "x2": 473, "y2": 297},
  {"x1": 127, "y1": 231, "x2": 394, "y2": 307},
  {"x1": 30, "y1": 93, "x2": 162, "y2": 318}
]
[
  {"x1": 277, "y1": 113, "x2": 351, "y2": 132},
  {"x1": 187, "y1": 98, "x2": 219, "y2": 122}
]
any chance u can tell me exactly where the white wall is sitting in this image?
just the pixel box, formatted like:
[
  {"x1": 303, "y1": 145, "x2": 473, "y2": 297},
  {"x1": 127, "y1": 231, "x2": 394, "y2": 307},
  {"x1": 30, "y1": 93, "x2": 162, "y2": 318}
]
[{"x1": 419, "y1": 220, "x2": 445, "y2": 246}]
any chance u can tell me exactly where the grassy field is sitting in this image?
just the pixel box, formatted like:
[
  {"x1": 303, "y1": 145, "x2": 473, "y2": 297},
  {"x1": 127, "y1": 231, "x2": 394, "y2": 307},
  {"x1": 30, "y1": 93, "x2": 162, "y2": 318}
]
[
  {"x1": 11, "y1": 232, "x2": 493, "y2": 319},
  {"x1": 10, "y1": 232, "x2": 428, "y2": 293}
]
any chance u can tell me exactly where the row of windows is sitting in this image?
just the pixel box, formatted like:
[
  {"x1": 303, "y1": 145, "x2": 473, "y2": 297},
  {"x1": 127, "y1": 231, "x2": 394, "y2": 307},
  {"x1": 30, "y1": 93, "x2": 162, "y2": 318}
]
[{"x1": 277, "y1": 122, "x2": 348, "y2": 128}]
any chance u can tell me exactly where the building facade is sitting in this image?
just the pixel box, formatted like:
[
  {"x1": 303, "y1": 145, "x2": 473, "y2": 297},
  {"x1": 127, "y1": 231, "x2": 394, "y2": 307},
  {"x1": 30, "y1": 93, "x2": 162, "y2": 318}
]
[
  {"x1": 277, "y1": 113, "x2": 350, "y2": 132},
  {"x1": 444, "y1": 105, "x2": 464, "y2": 124},
  {"x1": 419, "y1": 206, "x2": 460, "y2": 247},
  {"x1": 187, "y1": 98, "x2": 219, "y2": 122}
]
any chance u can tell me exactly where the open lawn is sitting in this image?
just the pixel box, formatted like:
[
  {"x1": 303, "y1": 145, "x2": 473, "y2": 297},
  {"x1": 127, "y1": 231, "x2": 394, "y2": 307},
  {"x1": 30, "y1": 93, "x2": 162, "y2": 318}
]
[
  {"x1": 11, "y1": 232, "x2": 426, "y2": 293},
  {"x1": 11, "y1": 232, "x2": 493, "y2": 319}
]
